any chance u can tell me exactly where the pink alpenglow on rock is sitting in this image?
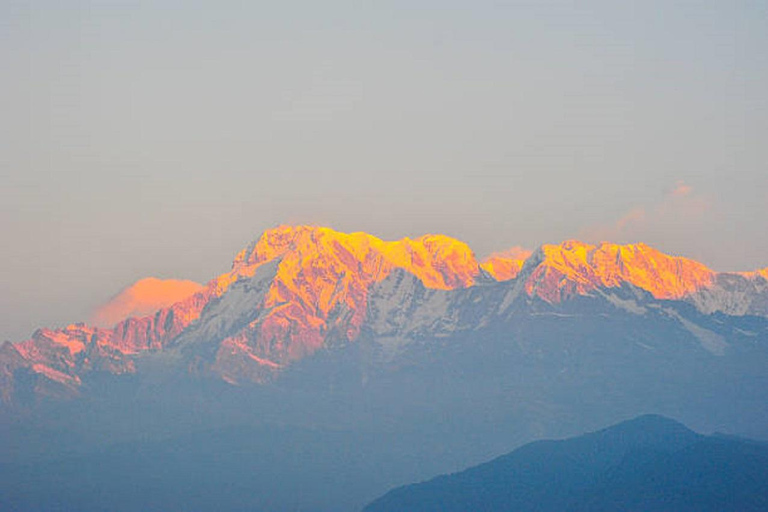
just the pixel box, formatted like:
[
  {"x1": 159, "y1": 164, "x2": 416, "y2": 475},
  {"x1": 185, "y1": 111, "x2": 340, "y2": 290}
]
[{"x1": 90, "y1": 277, "x2": 204, "y2": 328}]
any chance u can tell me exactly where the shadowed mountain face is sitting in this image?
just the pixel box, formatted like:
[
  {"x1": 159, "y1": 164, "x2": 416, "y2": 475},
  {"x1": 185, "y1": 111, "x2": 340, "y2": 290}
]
[
  {"x1": 1, "y1": 226, "x2": 768, "y2": 511},
  {"x1": 364, "y1": 415, "x2": 768, "y2": 512}
]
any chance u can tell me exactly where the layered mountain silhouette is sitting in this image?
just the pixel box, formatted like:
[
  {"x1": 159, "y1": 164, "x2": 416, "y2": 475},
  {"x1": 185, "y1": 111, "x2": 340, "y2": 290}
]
[
  {"x1": 2, "y1": 226, "x2": 768, "y2": 511},
  {"x1": 364, "y1": 414, "x2": 768, "y2": 512},
  {"x1": 2, "y1": 225, "x2": 767, "y2": 403}
]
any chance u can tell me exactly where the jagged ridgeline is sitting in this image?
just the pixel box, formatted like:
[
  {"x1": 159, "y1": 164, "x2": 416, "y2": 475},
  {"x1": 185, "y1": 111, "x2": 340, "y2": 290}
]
[
  {"x1": 1, "y1": 226, "x2": 768, "y2": 512},
  {"x1": 3, "y1": 225, "x2": 767, "y2": 400}
]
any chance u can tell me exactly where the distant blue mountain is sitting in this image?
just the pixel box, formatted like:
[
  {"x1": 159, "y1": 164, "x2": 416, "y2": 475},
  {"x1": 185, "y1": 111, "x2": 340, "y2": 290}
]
[{"x1": 364, "y1": 414, "x2": 768, "y2": 512}]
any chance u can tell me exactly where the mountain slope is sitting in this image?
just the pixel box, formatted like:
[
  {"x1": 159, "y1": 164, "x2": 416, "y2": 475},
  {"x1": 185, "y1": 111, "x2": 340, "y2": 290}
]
[
  {"x1": 520, "y1": 241, "x2": 715, "y2": 302},
  {"x1": 2, "y1": 226, "x2": 768, "y2": 512},
  {"x1": 363, "y1": 415, "x2": 768, "y2": 512},
  {"x1": 2, "y1": 225, "x2": 767, "y2": 402}
]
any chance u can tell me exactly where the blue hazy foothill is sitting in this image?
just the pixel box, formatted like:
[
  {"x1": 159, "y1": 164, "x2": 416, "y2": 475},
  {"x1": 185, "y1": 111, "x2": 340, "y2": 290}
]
[{"x1": 363, "y1": 414, "x2": 768, "y2": 512}]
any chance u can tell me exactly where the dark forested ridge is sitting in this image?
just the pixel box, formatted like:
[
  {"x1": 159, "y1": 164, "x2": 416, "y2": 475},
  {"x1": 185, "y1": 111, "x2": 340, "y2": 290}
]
[{"x1": 364, "y1": 415, "x2": 768, "y2": 512}]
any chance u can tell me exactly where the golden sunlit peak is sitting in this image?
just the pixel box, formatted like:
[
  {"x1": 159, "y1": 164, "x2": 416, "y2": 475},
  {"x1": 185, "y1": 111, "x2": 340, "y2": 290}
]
[
  {"x1": 233, "y1": 225, "x2": 481, "y2": 282},
  {"x1": 559, "y1": 239, "x2": 593, "y2": 251},
  {"x1": 528, "y1": 239, "x2": 716, "y2": 301},
  {"x1": 410, "y1": 233, "x2": 477, "y2": 260},
  {"x1": 225, "y1": 225, "x2": 486, "y2": 366},
  {"x1": 234, "y1": 225, "x2": 342, "y2": 268}
]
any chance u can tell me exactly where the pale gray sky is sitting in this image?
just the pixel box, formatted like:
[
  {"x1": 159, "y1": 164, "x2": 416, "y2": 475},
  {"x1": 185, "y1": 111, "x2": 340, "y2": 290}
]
[{"x1": 2, "y1": 1, "x2": 767, "y2": 341}]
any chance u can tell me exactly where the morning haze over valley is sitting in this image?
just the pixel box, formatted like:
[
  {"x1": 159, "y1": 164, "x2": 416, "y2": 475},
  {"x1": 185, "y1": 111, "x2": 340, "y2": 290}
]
[{"x1": 2, "y1": 1, "x2": 766, "y2": 511}]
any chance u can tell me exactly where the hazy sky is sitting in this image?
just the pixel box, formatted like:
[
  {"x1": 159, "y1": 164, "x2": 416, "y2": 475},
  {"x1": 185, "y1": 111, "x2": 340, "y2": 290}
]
[{"x1": 2, "y1": 1, "x2": 767, "y2": 341}]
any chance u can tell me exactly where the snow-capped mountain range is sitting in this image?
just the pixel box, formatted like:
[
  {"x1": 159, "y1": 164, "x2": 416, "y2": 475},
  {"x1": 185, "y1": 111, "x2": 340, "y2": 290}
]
[{"x1": 2, "y1": 225, "x2": 767, "y2": 403}]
